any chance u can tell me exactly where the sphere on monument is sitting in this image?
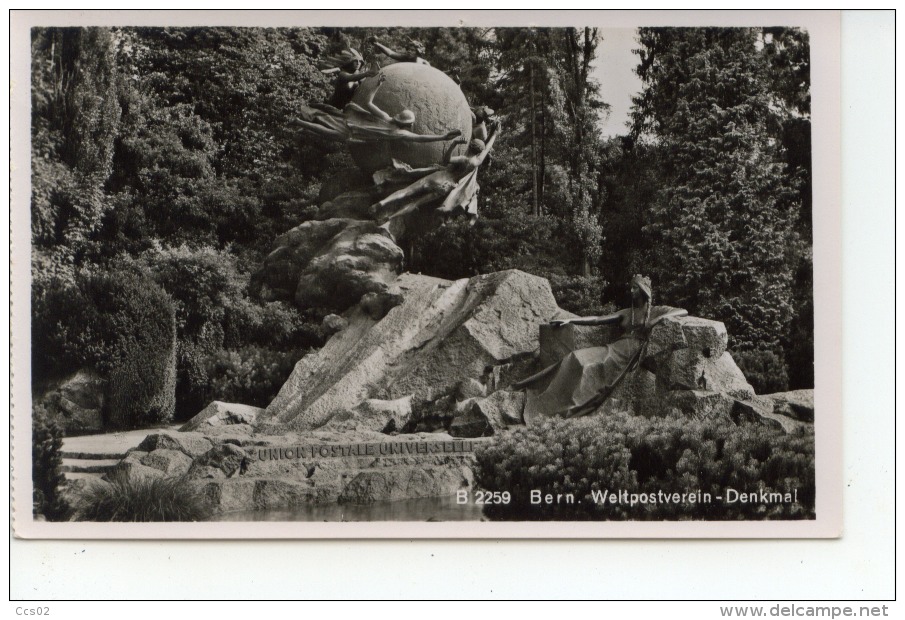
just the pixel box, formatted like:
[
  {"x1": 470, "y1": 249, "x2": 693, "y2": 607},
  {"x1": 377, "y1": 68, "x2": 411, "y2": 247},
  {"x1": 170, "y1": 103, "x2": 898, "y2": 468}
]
[{"x1": 349, "y1": 63, "x2": 473, "y2": 175}]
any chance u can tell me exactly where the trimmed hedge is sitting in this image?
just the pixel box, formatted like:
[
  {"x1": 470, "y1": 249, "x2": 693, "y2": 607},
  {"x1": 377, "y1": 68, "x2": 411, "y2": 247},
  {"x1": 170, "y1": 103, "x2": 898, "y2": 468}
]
[
  {"x1": 32, "y1": 269, "x2": 177, "y2": 429},
  {"x1": 474, "y1": 413, "x2": 814, "y2": 521}
]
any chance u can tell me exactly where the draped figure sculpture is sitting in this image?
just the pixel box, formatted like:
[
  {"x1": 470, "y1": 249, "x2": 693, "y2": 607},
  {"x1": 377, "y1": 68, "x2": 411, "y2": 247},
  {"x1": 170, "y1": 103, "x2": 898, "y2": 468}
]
[{"x1": 514, "y1": 275, "x2": 688, "y2": 422}]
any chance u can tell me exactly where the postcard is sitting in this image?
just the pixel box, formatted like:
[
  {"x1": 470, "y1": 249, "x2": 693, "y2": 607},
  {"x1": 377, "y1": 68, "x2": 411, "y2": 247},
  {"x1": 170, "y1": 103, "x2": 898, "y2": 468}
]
[{"x1": 11, "y1": 10, "x2": 842, "y2": 538}]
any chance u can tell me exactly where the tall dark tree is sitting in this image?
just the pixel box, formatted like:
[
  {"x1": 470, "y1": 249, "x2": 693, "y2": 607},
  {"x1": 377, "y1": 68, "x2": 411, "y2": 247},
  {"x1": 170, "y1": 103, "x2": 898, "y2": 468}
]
[
  {"x1": 632, "y1": 27, "x2": 801, "y2": 352},
  {"x1": 493, "y1": 27, "x2": 607, "y2": 274},
  {"x1": 761, "y1": 27, "x2": 812, "y2": 387},
  {"x1": 31, "y1": 27, "x2": 122, "y2": 266}
]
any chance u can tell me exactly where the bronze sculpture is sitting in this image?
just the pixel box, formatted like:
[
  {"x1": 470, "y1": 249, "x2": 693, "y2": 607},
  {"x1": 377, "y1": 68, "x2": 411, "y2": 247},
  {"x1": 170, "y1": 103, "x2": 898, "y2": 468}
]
[
  {"x1": 371, "y1": 125, "x2": 499, "y2": 225},
  {"x1": 293, "y1": 73, "x2": 461, "y2": 145},
  {"x1": 372, "y1": 37, "x2": 430, "y2": 66},
  {"x1": 316, "y1": 48, "x2": 376, "y2": 109},
  {"x1": 515, "y1": 275, "x2": 688, "y2": 420}
]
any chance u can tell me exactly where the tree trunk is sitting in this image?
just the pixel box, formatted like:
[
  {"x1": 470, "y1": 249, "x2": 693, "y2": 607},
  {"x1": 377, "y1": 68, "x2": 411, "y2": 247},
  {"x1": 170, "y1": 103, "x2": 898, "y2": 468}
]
[
  {"x1": 530, "y1": 61, "x2": 539, "y2": 217},
  {"x1": 539, "y1": 99, "x2": 546, "y2": 209}
]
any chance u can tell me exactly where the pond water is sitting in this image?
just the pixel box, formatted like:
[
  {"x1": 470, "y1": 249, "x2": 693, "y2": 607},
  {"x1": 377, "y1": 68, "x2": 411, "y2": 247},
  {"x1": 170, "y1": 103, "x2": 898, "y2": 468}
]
[{"x1": 211, "y1": 495, "x2": 485, "y2": 522}]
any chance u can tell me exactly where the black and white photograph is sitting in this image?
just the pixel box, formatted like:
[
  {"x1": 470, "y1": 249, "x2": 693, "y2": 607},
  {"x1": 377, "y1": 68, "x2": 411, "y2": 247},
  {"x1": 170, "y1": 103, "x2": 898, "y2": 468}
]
[{"x1": 12, "y1": 11, "x2": 846, "y2": 540}]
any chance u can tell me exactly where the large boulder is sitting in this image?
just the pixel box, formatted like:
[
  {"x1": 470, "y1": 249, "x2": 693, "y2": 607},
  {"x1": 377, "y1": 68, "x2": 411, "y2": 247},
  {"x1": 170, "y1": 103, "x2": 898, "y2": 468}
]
[
  {"x1": 449, "y1": 390, "x2": 526, "y2": 437},
  {"x1": 320, "y1": 397, "x2": 414, "y2": 433},
  {"x1": 140, "y1": 449, "x2": 193, "y2": 476},
  {"x1": 137, "y1": 431, "x2": 214, "y2": 458},
  {"x1": 317, "y1": 168, "x2": 373, "y2": 204},
  {"x1": 180, "y1": 401, "x2": 263, "y2": 432},
  {"x1": 663, "y1": 389, "x2": 737, "y2": 420},
  {"x1": 645, "y1": 316, "x2": 728, "y2": 374},
  {"x1": 337, "y1": 466, "x2": 473, "y2": 504},
  {"x1": 107, "y1": 451, "x2": 164, "y2": 484},
  {"x1": 643, "y1": 316, "x2": 753, "y2": 399},
  {"x1": 538, "y1": 321, "x2": 618, "y2": 367},
  {"x1": 315, "y1": 189, "x2": 375, "y2": 221},
  {"x1": 179, "y1": 432, "x2": 485, "y2": 512},
  {"x1": 349, "y1": 63, "x2": 472, "y2": 174},
  {"x1": 521, "y1": 313, "x2": 761, "y2": 423},
  {"x1": 259, "y1": 270, "x2": 561, "y2": 431},
  {"x1": 732, "y1": 396, "x2": 811, "y2": 433},
  {"x1": 186, "y1": 443, "x2": 250, "y2": 480},
  {"x1": 763, "y1": 389, "x2": 814, "y2": 422},
  {"x1": 251, "y1": 218, "x2": 404, "y2": 311},
  {"x1": 34, "y1": 369, "x2": 105, "y2": 434}
]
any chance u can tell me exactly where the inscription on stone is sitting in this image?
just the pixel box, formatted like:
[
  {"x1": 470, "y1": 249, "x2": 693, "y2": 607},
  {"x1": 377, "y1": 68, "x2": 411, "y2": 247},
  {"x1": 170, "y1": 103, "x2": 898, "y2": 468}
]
[{"x1": 255, "y1": 440, "x2": 478, "y2": 462}]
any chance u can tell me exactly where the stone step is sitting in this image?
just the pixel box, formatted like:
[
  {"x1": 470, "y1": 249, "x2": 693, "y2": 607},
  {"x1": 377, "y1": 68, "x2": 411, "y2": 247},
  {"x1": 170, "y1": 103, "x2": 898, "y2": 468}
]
[
  {"x1": 63, "y1": 471, "x2": 105, "y2": 482},
  {"x1": 61, "y1": 451, "x2": 126, "y2": 460},
  {"x1": 61, "y1": 458, "x2": 120, "y2": 474}
]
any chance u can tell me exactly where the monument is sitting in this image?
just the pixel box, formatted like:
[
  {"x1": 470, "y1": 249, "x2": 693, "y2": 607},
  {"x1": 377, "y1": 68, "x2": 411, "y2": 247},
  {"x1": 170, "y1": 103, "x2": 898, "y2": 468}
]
[{"x1": 95, "y1": 42, "x2": 812, "y2": 515}]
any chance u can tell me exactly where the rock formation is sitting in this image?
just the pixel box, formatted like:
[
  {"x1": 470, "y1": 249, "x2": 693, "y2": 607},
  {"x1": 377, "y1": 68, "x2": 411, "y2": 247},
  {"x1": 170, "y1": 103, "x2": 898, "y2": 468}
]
[
  {"x1": 34, "y1": 369, "x2": 106, "y2": 434},
  {"x1": 104, "y1": 267, "x2": 812, "y2": 515},
  {"x1": 257, "y1": 269, "x2": 561, "y2": 432},
  {"x1": 253, "y1": 58, "x2": 496, "y2": 316},
  {"x1": 179, "y1": 401, "x2": 263, "y2": 434},
  {"x1": 251, "y1": 218, "x2": 404, "y2": 311}
]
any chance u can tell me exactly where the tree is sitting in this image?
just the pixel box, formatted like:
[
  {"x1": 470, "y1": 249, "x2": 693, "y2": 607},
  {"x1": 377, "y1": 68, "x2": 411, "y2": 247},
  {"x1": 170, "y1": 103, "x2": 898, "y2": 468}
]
[
  {"x1": 632, "y1": 28, "x2": 800, "y2": 352},
  {"x1": 493, "y1": 27, "x2": 607, "y2": 274},
  {"x1": 32, "y1": 407, "x2": 70, "y2": 521},
  {"x1": 31, "y1": 27, "x2": 122, "y2": 261}
]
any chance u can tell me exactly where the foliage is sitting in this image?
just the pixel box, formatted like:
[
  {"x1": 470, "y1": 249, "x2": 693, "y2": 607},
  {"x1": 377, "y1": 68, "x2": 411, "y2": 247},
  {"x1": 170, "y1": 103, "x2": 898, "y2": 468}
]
[
  {"x1": 784, "y1": 252, "x2": 814, "y2": 389},
  {"x1": 631, "y1": 28, "x2": 801, "y2": 352},
  {"x1": 475, "y1": 413, "x2": 815, "y2": 521},
  {"x1": 492, "y1": 27, "x2": 606, "y2": 272},
  {"x1": 32, "y1": 405, "x2": 71, "y2": 521},
  {"x1": 204, "y1": 346, "x2": 305, "y2": 408},
  {"x1": 123, "y1": 244, "x2": 323, "y2": 418},
  {"x1": 100, "y1": 28, "x2": 332, "y2": 252},
  {"x1": 413, "y1": 208, "x2": 578, "y2": 277},
  {"x1": 75, "y1": 472, "x2": 212, "y2": 522},
  {"x1": 29, "y1": 25, "x2": 815, "y2": 423},
  {"x1": 31, "y1": 27, "x2": 122, "y2": 254},
  {"x1": 547, "y1": 275, "x2": 612, "y2": 317},
  {"x1": 32, "y1": 269, "x2": 177, "y2": 428},
  {"x1": 733, "y1": 349, "x2": 790, "y2": 395},
  {"x1": 760, "y1": 27, "x2": 811, "y2": 118}
]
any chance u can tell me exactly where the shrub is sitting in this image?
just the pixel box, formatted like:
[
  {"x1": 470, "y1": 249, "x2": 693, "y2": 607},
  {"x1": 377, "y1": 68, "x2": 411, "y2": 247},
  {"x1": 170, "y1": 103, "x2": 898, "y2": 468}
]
[
  {"x1": 223, "y1": 296, "x2": 325, "y2": 351},
  {"x1": 203, "y1": 346, "x2": 304, "y2": 408},
  {"x1": 410, "y1": 210, "x2": 578, "y2": 280},
  {"x1": 75, "y1": 472, "x2": 212, "y2": 522},
  {"x1": 32, "y1": 405, "x2": 71, "y2": 521},
  {"x1": 733, "y1": 349, "x2": 791, "y2": 394},
  {"x1": 32, "y1": 269, "x2": 177, "y2": 429},
  {"x1": 548, "y1": 274, "x2": 612, "y2": 317},
  {"x1": 134, "y1": 244, "x2": 244, "y2": 344},
  {"x1": 131, "y1": 245, "x2": 322, "y2": 418},
  {"x1": 475, "y1": 413, "x2": 814, "y2": 521},
  {"x1": 172, "y1": 345, "x2": 304, "y2": 418}
]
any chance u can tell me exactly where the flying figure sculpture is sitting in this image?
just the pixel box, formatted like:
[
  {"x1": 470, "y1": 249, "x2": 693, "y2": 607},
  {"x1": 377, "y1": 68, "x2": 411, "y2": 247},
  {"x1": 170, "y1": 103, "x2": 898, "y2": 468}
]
[
  {"x1": 371, "y1": 37, "x2": 430, "y2": 66},
  {"x1": 371, "y1": 124, "x2": 499, "y2": 235},
  {"x1": 293, "y1": 73, "x2": 461, "y2": 145},
  {"x1": 316, "y1": 48, "x2": 376, "y2": 109}
]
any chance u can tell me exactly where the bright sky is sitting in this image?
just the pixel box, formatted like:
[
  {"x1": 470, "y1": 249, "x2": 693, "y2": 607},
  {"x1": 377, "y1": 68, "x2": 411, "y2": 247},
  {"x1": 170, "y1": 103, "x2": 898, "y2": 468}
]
[{"x1": 592, "y1": 28, "x2": 643, "y2": 139}]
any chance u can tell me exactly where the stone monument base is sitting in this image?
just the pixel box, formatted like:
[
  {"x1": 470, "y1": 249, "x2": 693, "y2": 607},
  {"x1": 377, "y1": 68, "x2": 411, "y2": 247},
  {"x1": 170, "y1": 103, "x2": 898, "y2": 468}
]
[{"x1": 108, "y1": 428, "x2": 482, "y2": 513}]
